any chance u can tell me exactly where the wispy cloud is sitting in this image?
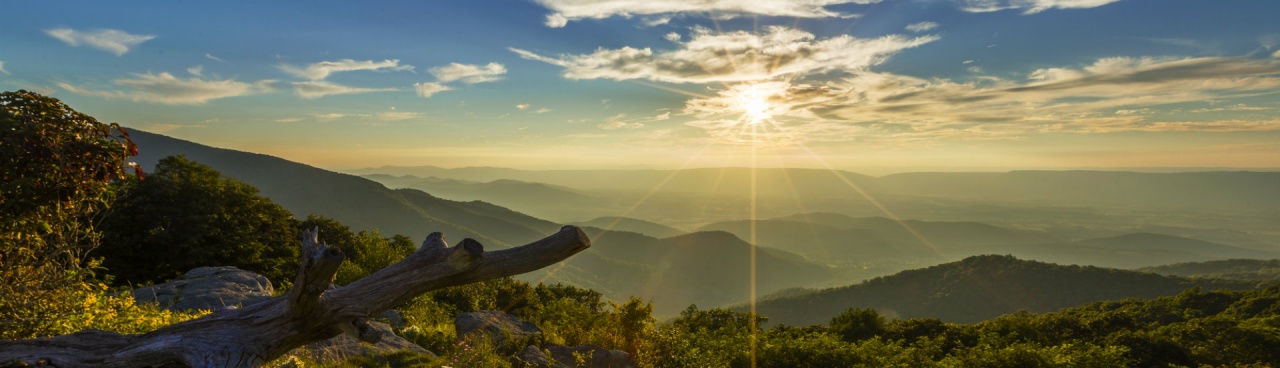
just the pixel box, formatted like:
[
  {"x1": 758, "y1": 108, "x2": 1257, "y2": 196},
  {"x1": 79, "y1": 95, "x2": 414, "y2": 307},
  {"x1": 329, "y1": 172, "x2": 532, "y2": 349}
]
[
  {"x1": 279, "y1": 59, "x2": 414, "y2": 81},
  {"x1": 534, "y1": 0, "x2": 878, "y2": 28},
  {"x1": 307, "y1": 111, "x2": 422, "y2": 121},
  {"x1": 44, "y1": 28, "x2": 155, "y2": 56},
  {"x1": 58, "y1": 72, "x2": 273, "y2": 104},
  {"x1": 905, "y1": 21, "x2": 939, "y2": 33},
  {"x1": 512, "y1": 26, "x2": 936, "y2": 84},
  {"x1": 205, "y1": 53, "x2": 226, "y2": 63},
  {"x1": 0, "y1": 61, "x2": 8, "y2": 75},
  {"x1": 187, "y1": 65, "x2": 203, "y2": 76},
  {"x1": 954, "y1": 0, "x2": 1123, "y2": 14},
  {"x1": 429, "y1": 62, "x2": 506, "y2": 84},
  {"x1": 679, "y1": 55, "x2": 1280, "y2": 144},
  {"x1": 516, "y1": 103, "x2": 531, "y2": 110},
  {"x1": 291, "y1": 80, "x2": 398, "y2": 99},
  {"x1": 414, "y1": 82, "x2": 451, "y2": 98}
]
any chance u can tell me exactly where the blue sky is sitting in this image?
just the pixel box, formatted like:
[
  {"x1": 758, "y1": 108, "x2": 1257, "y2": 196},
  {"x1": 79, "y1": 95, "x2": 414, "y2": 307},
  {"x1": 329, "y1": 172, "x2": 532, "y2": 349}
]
[{"x1": 3, "y1": 0, "x2": 1279, "y2": 172}]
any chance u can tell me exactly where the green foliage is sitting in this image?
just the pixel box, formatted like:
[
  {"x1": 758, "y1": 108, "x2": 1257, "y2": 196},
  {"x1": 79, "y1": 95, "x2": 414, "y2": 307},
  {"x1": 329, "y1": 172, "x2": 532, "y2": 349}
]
[
  {"x1": 299, "y1": 215, "x2": 415, "y2": 285},
  {"x1": 1, "y1": 90, "x2": 138, "y2": 339},
  {"x1": 1, "y1": 282, "x2": 205, "y2": 340},
  {"x1": 96, "y1": 155, "x2": 299, "y2": 285},
  {"x1": 829, "y1": 307, "x2": 887, "y2": 342}
]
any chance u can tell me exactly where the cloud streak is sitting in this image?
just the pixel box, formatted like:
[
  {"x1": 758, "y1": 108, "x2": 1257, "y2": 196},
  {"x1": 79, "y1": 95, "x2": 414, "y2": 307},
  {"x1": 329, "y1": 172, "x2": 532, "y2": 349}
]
[
  {"x1": 279, "y1": 59, "x2": 414, "y2": 81},
  {"x1": 534, "y1": 0, "x2": 878, "y2": 28},
  {"x1": 954, "y1": 0, "x2": 1123, "y2": 14},
  {"x1": 430, "y1": 62, "x2": 506, "y2": 84},
  {"x1": 44, "y1": 28, "x2": 156, "y2": 56},
  {"x1": 512, "y1": 26, "x2": 936, "y2": 84},
  {"x1": 58, "y1": 72, "x2": 273, "y2": 104},
  {"x1": 291, "y1": 80, "x2": 398, "y2": 99},
  {"x1": 414, "y1": 82, "x2": 451, "y2": 98}
]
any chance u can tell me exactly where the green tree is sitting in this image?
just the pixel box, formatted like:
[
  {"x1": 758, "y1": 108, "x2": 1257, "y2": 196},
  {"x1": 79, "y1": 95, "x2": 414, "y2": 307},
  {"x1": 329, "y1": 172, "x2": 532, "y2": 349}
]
[
  {"x1": 299, "y1": 214, "x2": 416, "y2": 285},
  {"x1": 96, "y1": 155, "x2": 299, "y2": 285},
  {"x1": 830, "y1": 307, "x2": 887, "y2": 342},
  {"x1": 1, "y1": 90, "x2": 138, "y2": 338}
]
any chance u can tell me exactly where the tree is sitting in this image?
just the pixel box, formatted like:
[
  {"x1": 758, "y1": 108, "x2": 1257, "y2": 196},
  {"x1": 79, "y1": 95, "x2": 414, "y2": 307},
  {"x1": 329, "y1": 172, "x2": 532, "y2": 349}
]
[
  {"x1": 0, "y1": 90, "x2": 138, "y2": 338},
  {"x1": 96, "y1": 155, "x2": 299, "y2": 285},
  {"x1": 829, "y1": 307, "x2": 886, "y2": 342}
]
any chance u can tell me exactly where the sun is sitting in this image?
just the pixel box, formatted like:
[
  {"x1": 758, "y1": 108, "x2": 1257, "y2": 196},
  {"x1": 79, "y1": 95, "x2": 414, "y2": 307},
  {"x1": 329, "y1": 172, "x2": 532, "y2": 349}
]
[{"x1": 732, "y1": 82, "x2": 783, "y2": 125}]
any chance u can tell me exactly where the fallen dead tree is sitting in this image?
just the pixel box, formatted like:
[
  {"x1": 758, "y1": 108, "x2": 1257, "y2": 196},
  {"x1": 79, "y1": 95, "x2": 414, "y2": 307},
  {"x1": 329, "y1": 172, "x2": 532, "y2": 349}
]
[{"x1": 0, "y1": 226, "x2": 591, "y2": 367}]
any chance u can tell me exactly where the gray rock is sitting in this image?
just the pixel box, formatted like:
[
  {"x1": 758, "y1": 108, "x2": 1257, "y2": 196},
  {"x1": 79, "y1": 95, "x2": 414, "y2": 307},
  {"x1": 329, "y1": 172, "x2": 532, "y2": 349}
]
[
  {"x1": 544, "y1": 344, "x2": 633, "y2": 368},
  {"x1": 511, "y1": 344, "x2": 634, "y2": 368},
  {"x1": 377, "y1": 309, "x2": 407, "y2": 329},
  {"x1": 131, "y1": 266, "x2": 274, "y2": 311},
  {"x1": 301, "y1": 320, "x2": 436, "y2": 362},
  {"x1": 512, "y1": 345, "x2": 558, "y2": 368},
  {"x1": 455, "y1": 310, "x2": 543, "y2": 352}
]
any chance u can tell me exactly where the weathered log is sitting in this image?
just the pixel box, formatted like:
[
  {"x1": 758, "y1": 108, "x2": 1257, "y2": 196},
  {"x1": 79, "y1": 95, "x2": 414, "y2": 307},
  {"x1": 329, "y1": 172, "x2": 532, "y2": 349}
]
[{"x1": 0, "y1": 225, "x2": 591, "y2": 367}]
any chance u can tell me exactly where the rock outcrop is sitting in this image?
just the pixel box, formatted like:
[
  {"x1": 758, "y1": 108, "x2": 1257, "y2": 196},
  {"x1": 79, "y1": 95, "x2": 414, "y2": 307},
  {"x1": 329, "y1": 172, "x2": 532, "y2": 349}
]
[{"x1": 455, "y1": 310, "x2": 543, "y2": 352}]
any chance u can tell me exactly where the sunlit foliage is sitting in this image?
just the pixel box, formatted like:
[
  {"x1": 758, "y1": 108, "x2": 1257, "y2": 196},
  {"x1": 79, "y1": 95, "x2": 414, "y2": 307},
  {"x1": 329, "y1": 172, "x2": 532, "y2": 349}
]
[{"x1": 0, "y1": 90, "x2": 138, "y2": 338}]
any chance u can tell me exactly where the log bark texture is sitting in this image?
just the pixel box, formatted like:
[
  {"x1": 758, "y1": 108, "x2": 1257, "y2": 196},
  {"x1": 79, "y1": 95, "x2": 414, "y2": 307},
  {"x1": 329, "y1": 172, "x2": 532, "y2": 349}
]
[{"x1": 0, "y1": 225, "x2": 591, "y2": 367}]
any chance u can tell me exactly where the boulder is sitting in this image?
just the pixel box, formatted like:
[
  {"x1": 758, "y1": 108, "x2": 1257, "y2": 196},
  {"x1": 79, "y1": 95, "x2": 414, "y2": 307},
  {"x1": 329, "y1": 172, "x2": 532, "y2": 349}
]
[
  {"x1": 455, "y1": 310, "x2": 543, "y2": 352},
  {"x1": 511, "y1": 344, "x2": 634, "y2": 368},
  {"x1": 131, "y1": 266, "x2": 273, "y2": 311},
  {"x1": 301, "y1": 320, "x2": 435, "y2": 362}
]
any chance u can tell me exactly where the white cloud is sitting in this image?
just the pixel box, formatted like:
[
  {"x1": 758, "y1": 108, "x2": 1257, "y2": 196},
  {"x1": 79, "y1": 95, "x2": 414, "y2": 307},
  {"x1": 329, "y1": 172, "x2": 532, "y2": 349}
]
[
  {"x1": 535, "y1": 108, "x2": 553, "y2": 114},
  {"x1": 0, "y1": 61, "x2": 8, "y2": 75},
  {"x1": 187, "y1": 65, "x2": 203, "y2": 76},
  {"x1": 534, "y1": 0, "x2": 878, "y2": 28},
  {"x1": 374, "y1": 111, "x2": 422, "y2": 121},
  {"x1": 600, "y1": 121, "x2": 645, "y2": 130},
  {"x1": 274, "y1": 117, "x2": 304, "y2": 123},
  {"x1": 954, "y1": 0, "x2": 1122, "y2": 14},
  {"x1": 414, "y1": 82, "x2": 452, "y2": 98},
  {"x1": 58, "y1": 72, "x2": 273, "y2": 104},
  {"x1": 905, "y1": 21, "x2": 939, "y2": 33},
  {"x1": 512, "y1": 26, "x2": 936, "y2": 84},
  {"x1": 279, "y1": 59, "x2": 414, "y2": 80},
  {"x1": 516, "y1": 103, "x2": 531, "y2": 110},
  {"x1": 291, "y1": 80, "x2": 398, "y2": 99},
  {"x1": 206, "y1": 53, "x2": 226, "y2": 63},
  {"x1": 429, "y1": 62, "x2": 506, "y2": 84},
  {"x1": 675, "y1": 55, "x2": 1280, "y2": 144},
  {"x1": 44, "y1": 28, "x2": 155, "y2": 56}
]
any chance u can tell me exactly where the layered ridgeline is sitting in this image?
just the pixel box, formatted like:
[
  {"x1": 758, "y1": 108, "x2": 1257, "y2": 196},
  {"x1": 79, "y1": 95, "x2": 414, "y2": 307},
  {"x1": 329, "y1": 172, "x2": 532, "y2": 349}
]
[
  {"x1": 699, "y1": 213, "x2": 1280, "y2": 271},
  {"x1": 127, "y1": 130, "x2": 828, "y2": 316},
  {"x1": 1139, "y1": 259, "x2": 1280, "y2": 281},
  {"x1": 350, "y1": 166, "x2": 1280, "y2": 212},
  {"x1": 737, "y1": 255, "x2": 1269, "y2": 326},
  {"x1": 129, "y1": 130, "x2": 556, "y2": 248}
]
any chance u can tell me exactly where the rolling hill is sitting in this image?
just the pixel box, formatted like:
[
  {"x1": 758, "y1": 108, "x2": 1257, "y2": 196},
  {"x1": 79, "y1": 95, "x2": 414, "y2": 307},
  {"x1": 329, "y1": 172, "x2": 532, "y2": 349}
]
[
  {"x1": 128, "y1": 130, "x2": 560, "y2": 248},
  {"x1": 528, "y1": 228, "x2": 835, "y2": 316},
  {"x1": 1138, "y1": 259, "x2": 1280, "y2": 281},
  {"x1": 570, "y1": 216, "x2": 687, "y2": 239},
  {"x1": 738, "y1": 255, "x2": 1268, "y2": 326}
]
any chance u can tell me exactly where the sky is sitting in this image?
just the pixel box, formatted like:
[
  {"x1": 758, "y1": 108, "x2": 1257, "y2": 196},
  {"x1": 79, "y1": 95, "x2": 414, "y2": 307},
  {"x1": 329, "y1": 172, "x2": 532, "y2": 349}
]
[{"x1": 3, "y1": 0, "x2": 1280, "y2": 173}]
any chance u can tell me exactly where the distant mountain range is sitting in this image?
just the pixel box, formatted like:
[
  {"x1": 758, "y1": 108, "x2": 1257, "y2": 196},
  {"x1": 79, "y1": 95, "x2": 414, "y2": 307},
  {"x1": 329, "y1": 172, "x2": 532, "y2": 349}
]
[
  {"x1": 129, "y1": 130, "x2": 1280, "y2": 319},
  {"x1": 127, "y1": 130, "x2": 828, "y2": 316},
  {"x1": 1138, "y1": 259, "x2": 1280, "y2": 281},
  {"x1": 697, "y1": 213, "x2": 1280, "y2": 270},
  {"x1": 349, "y1": 165, "x2": 1280, "y2": 212},
  {"x1": 570, "y1": 217, "x2": 687, "y2": 239},
  {"x1": 737, "y1": 255, "x2": 1269, "y2": 326},
  {"x1": 129, "y1": 130, "x2": 560, "y2": 248}
]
